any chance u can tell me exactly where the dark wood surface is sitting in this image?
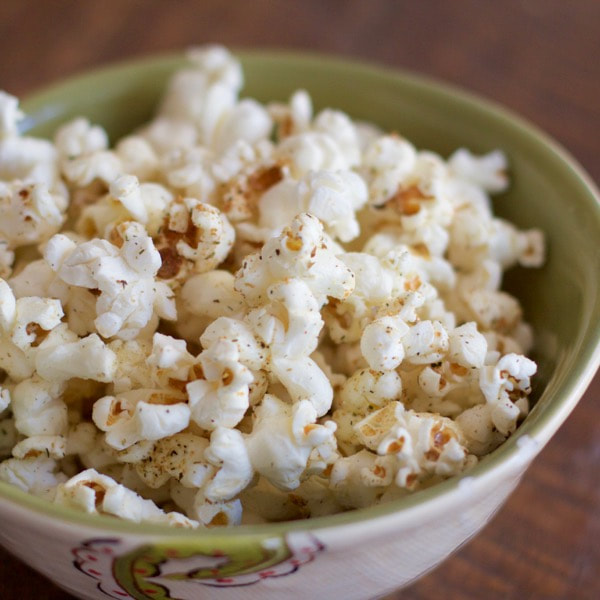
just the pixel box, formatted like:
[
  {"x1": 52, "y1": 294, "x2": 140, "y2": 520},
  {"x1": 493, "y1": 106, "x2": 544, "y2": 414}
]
[{"x1": 0, "y1": 1, "x2": 599, "y2": 598}]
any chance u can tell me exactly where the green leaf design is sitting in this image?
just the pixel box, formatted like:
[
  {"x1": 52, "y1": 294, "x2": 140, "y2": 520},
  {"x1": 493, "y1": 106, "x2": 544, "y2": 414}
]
[{"x1": 114, "y1": 535, "x2": 290, "y2": 599}]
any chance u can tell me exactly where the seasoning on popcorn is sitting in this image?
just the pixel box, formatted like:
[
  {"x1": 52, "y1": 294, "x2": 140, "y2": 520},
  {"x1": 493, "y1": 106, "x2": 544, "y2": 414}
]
[{"x1": 0, "y1": 45, "x2": 545, "y2": 527}]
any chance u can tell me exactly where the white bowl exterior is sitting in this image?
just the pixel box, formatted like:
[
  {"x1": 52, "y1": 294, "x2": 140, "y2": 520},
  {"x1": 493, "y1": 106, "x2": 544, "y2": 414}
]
[{"x1": 0, "y1": 446, "x2": 533, "y2": 600}]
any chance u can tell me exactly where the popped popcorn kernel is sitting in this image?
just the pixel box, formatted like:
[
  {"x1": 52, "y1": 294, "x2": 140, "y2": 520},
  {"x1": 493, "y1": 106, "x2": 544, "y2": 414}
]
[{"x1": 153, "y1": 197, "x2": 234, "y2": 281}]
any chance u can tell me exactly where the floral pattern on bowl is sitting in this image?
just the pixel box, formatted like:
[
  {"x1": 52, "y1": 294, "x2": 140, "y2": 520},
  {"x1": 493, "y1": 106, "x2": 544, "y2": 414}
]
[{"x1": 72, "y1": 533, "x2": 325, "y2": 599}]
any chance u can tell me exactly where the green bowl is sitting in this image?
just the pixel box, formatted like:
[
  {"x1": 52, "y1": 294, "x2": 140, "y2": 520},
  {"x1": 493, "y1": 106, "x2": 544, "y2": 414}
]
[{"x1": 1, "y1": 51, "x2": 599, "y2": 600}]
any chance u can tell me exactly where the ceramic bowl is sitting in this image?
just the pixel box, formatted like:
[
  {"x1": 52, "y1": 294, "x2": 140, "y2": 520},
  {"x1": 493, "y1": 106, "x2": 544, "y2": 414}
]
[{"x1": 1, "y1": 51, "x2": 599, "y2": 600}]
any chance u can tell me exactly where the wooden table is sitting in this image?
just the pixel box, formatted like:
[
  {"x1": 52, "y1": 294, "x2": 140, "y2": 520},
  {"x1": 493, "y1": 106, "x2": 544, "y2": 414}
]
[{"x1": 0, "y1": 1, "x2": 598, "y2": 598}]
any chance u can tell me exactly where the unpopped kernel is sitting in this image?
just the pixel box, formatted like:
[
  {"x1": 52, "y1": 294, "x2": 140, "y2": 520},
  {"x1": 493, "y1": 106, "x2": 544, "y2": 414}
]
[{"x1": 0, "y1": 46, "x2": 544, "y2": 527}]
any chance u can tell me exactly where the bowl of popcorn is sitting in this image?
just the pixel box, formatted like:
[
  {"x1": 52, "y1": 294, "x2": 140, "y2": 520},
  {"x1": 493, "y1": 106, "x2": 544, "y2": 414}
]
[{"x1": 0, "y1": 46, "x2": 598, "y2": 600}]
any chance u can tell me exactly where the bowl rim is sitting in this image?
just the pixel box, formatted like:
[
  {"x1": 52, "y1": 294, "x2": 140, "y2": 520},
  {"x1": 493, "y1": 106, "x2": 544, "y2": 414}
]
[{"x1": 1, "y1": 48, "x2": 599, "y2": 539}]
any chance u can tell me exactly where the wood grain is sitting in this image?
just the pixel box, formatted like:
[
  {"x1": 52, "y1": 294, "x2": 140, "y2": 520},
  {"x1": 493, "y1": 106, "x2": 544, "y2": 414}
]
[{"x1": 0, "y1": 1, "x2": 598, "y2": 598}]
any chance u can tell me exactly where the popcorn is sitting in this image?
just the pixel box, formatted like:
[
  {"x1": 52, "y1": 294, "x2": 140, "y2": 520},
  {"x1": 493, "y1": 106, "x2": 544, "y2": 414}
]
[
  {"x1": 159, "y1": 46, "x2": 271, "y2": 154},
  {"x1": 448, "y1": 208, "x2": 545, "y2": 273},
  {"x1": 0, "y1": 131, "x2": 59, "y2": 188},
  {"x1": 415, "y1": 362, "x2": 471, "y2": 406},
  {"x1": 187, "y1": 339, "x2": 253, "y2": 430},
  {"x1": 243, "y1": 278, "x2": 334, "y2": 416},
  {"x1": 0, "y1": 46, "x2": 544, "y2": 528},
  {"x1": 360, "y1": 316, "x2": 409, "y2": 372},
  {"x1": 0, "y1": 386, "x2": 10, "y2": 414},
  {"x1": 337, "y1": 368, "x2": 403, "y2": 414},
  {"x1": 215, "y1": 138, "x2": 275, "y2": 182},
  {"x1": 312, "y1": 109, "x2": 361, "y2": 167},
  {"x1": 0, "y1": 278, "x2": 16, "y2": 330},
  {"x1": 0, "y1": 92, "x2": 24, "y2": 139},
  {"x1": 130, "y1": 427, "x2": 251, "y2": 526},
  {"x1": 12, "y1": 435, "x2": 66, "y2": 460},
  {"x1": 362, "y1": 135, "x2": 417, "y2": 206},
  {"x1": 448, "y1": 148, "x2": 509, "y2": 194},
  {"x1": 187, "y1": 489, "x2": 243, "y2": 527},
  {"x1": 66, "y1": 422, "x2": 98, "y2": 457},
  {"x1": 203, "y1": 427, "x2": 253, "y2": 501},
  {"x1": 0, "y1": 291, "x2": 70, "y2": 384},
  {"x1": 211, "y1": 99, "x2": 272, "y2": 154},
  {"x1": 333, "y1": 368, "x2": 403, "y2": 452},
  {"x1": 200, "y1": 316, "x2": 266, "y2": 371},
  {"x1": 109, "y1": 175, "x2": 164, "y2": 226},
  {"x1": 401, "y1": 319, "x2": 449, "y2": 365},
  {"x1": 159, "y1": 47, "x2": 241, "y2": 124},
  {"x1": 162, "y1": 145, "x2": 216, "y2": 202},
  {"x1": 324, "y1": 246, "x2": 446, "y2": 346},
  {"x1": 461, "y1": 288, "x2": 522, "y2": 334},
  {"x1": 92, "y1": 389, "x2": 190, "y2": 450},
  {"x1": 479, "y1": 352, "x2": 536, "y2": 436},
  {"x1": 351, "y1": 402, "x2": 472, "y2": 491},
  {"x1": 54, "y1": 118, "x2": 109, "y2": 161},
  {"x1": 146, "y1": 332, "x2": 195, "y2": 386},
  {"x1": 455, "y1": 404, "x2": 505, "y2": 456},
  {"x1": 8, "y1": 259, "x2": 65, "y2": 300},
  {"x1": 0, "y1": 180, "x2": 66, "y2": 249},
  {"x1": 54, "y1": 468, "x2": 198, "y2": 527},
  {"x1": 35, "y1": 333, "x2": 116, "y2": 383},
  {"x1": 366, "y1": 151, "x2": 453, "y2": 256},
  {"x1": 45, "y1": 221, "x2": 175, "y2": 339},
  {"x1": 447, "y1": 322, "x2": 488, "y2": 368},
  {"x1": 254, "y1": 170, "x2": 368, "y2": 243},
  {"x1": 323, "y1": 253, "x2": 394, "y2": 344},
  {"x1": 60, "y1": 287, "x2": 99, "y2": 336},
  {"x1": 133, "y1": 433, "x2": 210, "y2": 489},
  {"x1": 62, "y1": 150, "x2": 121, "y2": 188},
  {"x1": 169, "y1": 475, "x2": 244, "y2": 527},
  {"x1": 179, "y1": 270, "x2": 245, "y2": 326},
  {"x1": 0, "y1": 456, "x2": 67, "y2": 500},
  {"x1": 265, "y1": 105, "x2": 361, "y2": 188},
  {"x1": 54, "y1": 118, "x2": 121, "y2": 188},
  {"x1": 11, "y1": 377, "x2": 67, "y2": 436},
  {"x1": 269, "y1": 90, "x2": 313, "y2": 139},
  {"x1": 235, "y1": 212, "x2": 355, "y2": 308},
  {"x1": 364, "y1": 228, "x2": 456, "y2": 289},
  {"x1": 9, "y1": 295, "x2": 63, "y2": 351},
  {"x1": 114, "y1": 136, "x2": 160, "y2": 181},
  {"x1": 329, "y1": 449, "x2": 388, "y2": 508},
  {"x1": 141, "y1": 117, "x2": 197, "y2": 155},
  {"x1": 74, "y1": 429, "x2": 120, "y2": 472},
  {"x1": 245, "y1": 394, "x2": 337, "y2": 490},
  {"x1": 153, "y1": 197, "x2": 234, "y2": 281},
  {"x1": 107, "y1": 338, "x2": 154, "y2": 393},
  {"x1": 240, "y1": 475, "x2": 341, "y2": 521},
  {"x1": 274, "y1": 133, "x2": 348, "y2": 178},
  {"x1": 0, "y1": 241, "x2": 13, "y2": 279}
]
